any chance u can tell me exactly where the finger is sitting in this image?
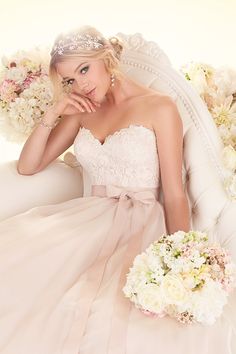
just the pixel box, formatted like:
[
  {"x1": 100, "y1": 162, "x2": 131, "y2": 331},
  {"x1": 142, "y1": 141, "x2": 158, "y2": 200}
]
[
  {"x1": 89, "y1": 99, "x2": 101, "y2": 108},
  {"x1": 83, "y1": 98, "x2": 96, "y2": 112},
  {"x1": 70, "y1": 93, "x2": 100, "y2": 110},
  {"x1": 70, "y1": 93, "x2": 93, "y2": 113},
  {"x1": 68, "y1": 98, "x2": 85, "y2": 112}
]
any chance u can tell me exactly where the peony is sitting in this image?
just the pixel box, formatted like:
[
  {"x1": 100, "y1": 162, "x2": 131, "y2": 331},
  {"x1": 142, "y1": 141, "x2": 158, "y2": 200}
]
[{"x1": 190, "y1": 280, "x2": 228, "y2": 325}]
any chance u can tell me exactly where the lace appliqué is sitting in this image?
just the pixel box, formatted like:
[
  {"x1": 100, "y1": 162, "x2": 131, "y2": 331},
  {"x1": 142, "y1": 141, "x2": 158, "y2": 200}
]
[{"x1": 73, "y1": 124, "x2": 160, "y2": 188}]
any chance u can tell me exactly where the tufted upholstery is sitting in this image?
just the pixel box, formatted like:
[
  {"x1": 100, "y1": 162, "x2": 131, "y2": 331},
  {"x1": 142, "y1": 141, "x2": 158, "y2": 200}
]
[{"x1": 0, "y1": 32, "x2": 235, "y2": 263}]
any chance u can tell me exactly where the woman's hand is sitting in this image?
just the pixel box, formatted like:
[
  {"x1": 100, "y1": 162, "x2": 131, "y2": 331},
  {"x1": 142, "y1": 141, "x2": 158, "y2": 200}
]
[{"x1": 50, "y1": 91, "x2": 101, "y2": 117}]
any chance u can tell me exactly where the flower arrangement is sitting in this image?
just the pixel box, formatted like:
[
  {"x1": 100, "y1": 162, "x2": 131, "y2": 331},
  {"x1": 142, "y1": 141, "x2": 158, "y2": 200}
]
[
  {"x1": 180, "y1": 62, "x2": 236, "y2": 199},
  {"x1": 123, "y1": 230, "x2": 236, "y2": 325},
  {"x1": 0, "y1": 46, "x2": 55, "y2": 143}
]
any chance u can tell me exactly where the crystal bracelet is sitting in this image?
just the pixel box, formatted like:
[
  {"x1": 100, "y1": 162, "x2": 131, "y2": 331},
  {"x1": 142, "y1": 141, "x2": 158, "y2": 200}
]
[{"x1": 39, "y1": 116, "x2": 62, "y2": 130}]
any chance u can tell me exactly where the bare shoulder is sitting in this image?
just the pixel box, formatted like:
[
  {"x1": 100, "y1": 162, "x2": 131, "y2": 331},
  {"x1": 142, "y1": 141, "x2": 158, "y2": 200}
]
[
  {"x1": 146, "y1": 93, "x2": 182, "y2": 135},
  {"x1": 147, "y1": 92, "x2": 177, "y2": 112},
  {"x1": 131, "y1": 90, "x2": 179, "y2": 127},
  {"x1": 134, "y1": 90, "x2": 176, "y2": 113}
]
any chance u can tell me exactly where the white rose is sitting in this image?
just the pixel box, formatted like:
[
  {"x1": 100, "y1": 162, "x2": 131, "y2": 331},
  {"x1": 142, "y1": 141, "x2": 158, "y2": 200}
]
[
  {"x1": 182, "y1": 274, "x2": 196, "y2": 289},
  {"x1": 137, "y1": 283, "x2": 165, "y2": 313},
  {"x1": 160, "y1": 273, "x2": 188, "y2": 305},
  {"x1": 222, "y1": 145, "x2": 236, "y2": 171}
]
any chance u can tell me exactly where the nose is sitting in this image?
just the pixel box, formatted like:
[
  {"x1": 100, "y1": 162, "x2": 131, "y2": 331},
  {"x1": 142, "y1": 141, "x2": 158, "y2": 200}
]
[{"x1": 78, "y1": 80, "x2": 90, "y2": 93}]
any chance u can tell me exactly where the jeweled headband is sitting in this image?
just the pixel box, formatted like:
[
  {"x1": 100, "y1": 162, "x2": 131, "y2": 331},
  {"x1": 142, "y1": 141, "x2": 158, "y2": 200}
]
[{"x1": 50, "y1": 33, "x2": 106, "y2": 57}]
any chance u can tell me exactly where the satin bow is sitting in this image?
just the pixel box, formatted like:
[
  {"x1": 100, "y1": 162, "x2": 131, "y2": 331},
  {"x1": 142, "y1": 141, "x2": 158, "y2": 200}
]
[{"x1": 95, "y1": 184, "x2": 158, "y2": 205}]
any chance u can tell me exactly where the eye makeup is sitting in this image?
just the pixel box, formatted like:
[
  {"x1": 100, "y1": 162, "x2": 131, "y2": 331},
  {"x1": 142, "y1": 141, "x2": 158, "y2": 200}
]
[{"x1": 62, "y1": 65, "x2": 89, "y2": 85}]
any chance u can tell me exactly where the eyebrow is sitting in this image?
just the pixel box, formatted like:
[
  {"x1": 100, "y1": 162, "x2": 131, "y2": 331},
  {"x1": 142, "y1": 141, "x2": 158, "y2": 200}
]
[{"x1": 62, "y1": 62, "x2": 87, "y2": 80}]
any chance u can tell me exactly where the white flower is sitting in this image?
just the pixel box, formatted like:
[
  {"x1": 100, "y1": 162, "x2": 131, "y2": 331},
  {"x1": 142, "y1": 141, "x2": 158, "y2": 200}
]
[
  {"x1": 0, "y1": 47, "x2": 54, "y2": 143},
  {"x1": 212, "y1": 96, "x2": 236, "y2": 127},
  {"x1": 189, "y1": 279, "x2": 227, "y2": 325},
  {"x1": 213, "y1": 66, "x2": 236, "y2": 97},
  {"x1": 230, "y1": 123, "x2": 236, "y2": 136},
  {"x1": 222, "y1": 145, "x2": 236, "y2": 171},
  {"x1": 218, "y1": 124, "x2": 232, "y2": 142},
  {"x1": 137, "y1": 283, "x2": 165, "y2": 313},
  {"x1": 5, "y1": 66, "x2": 28, "y2": 83},
  {"x1": 180, "y1": 62, "x2": 214, "y2": 95},
  {"x1": 160, "y1": 273, "x2": 188, "y2": 305},
  {"x1": 123, "y1": 230, "x2": 236, "y2": 325},
  {"x1": 146, "y1": 254, "x2": 163, "y2": 273},
  {"x1": 168, "y1": 230, "x2": 186, "y2": 244},
  {"x1": 182, "y1": 274, "x2": 197, "y2": 289},
  {"x1": 224, "y1": 174, "x2": 236, "y2": 200}
]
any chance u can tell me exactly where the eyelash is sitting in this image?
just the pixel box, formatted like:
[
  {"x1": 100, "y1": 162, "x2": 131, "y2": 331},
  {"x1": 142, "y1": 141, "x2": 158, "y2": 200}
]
[{"x1": 64, "y1": 66, "x2": 89, "y2": 85}]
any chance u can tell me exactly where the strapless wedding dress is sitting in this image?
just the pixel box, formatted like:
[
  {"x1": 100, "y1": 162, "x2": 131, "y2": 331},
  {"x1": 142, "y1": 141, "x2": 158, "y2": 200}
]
[{"x1": 0, "y1": 124, "x2": 235, "y2": 354}]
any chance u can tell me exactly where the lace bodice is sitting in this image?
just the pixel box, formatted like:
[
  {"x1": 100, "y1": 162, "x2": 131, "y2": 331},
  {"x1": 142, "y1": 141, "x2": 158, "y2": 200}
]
[{"x1": 73, "y1": 124, "x2": 160, "y2": 188}]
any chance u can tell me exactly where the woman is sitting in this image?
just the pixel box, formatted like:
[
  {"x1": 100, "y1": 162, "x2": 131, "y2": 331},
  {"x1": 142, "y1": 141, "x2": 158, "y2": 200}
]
[{"x1": 0, "y1": 25, "x2": 231, "y2": 354}]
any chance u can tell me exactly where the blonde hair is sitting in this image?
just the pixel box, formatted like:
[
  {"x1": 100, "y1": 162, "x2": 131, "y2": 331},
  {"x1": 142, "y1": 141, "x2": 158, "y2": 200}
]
[{"x1": 49, "y1": 25, "x2": 125, "y2": 101}]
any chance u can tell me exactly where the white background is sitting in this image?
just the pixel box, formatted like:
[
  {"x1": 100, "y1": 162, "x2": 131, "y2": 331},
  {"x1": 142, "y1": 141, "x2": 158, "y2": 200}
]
[{"x1": 0, "y1": 0, "x2": 235, "y2": 162}]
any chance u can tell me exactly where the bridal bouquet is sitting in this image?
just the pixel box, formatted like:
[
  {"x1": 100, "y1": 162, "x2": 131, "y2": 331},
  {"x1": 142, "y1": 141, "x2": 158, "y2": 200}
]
[
  {"x1": 180, "y1": 62, "x2": 236, "y2": 199},
  {"x1": 123, "y1": 230, "x2": 236, "y2": 325},
  {"x1": 0, "y1": 46, "x2": 54, "y2": 143}
]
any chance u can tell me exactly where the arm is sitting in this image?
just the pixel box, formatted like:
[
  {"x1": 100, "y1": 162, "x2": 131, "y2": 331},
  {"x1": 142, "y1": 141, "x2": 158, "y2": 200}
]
[
  {"x1": 152, "y1": 96, "x2": 191, "y2": 234},
  {"x1": 17, "y1": 109, "x2": 81, "y2": 175}
]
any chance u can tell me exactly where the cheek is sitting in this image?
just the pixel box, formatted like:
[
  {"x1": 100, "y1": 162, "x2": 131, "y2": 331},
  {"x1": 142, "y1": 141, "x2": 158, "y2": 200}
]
[
  {"x1": 71, "y1": 81, "x2": 80, "y2": 93},
  {"x1": 92, "y1": 64, "x2": 108, "y2": 82},
  {"x1": 90, "y1": 67, "x2": 102, "y2": 82}
]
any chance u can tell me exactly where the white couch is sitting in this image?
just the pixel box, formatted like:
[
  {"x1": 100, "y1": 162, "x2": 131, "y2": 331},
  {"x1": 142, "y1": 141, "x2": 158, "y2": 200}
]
[{"x1": 0, "y1": 32, "x2": 235, "y2": 263}]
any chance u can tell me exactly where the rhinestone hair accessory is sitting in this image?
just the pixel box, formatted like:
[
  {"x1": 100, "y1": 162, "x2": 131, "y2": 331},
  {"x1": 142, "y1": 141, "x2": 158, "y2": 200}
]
[{"x1": 50, "y1": 33, "x2": 105, "y2": 57}]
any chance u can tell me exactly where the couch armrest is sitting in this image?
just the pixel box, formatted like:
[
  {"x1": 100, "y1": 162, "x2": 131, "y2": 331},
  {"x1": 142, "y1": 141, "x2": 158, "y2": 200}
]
[{"x1": 0, "y1": 159, "x2": 83, "y2": 221}]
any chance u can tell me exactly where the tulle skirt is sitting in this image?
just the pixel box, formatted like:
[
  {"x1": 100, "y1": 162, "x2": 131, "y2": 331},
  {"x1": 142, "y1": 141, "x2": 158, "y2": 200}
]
[{"x1": 0, "y1": 184, "x2": 235, "y2": 354}]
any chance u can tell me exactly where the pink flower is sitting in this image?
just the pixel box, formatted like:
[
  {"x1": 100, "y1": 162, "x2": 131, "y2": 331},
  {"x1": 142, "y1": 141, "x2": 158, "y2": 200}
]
[
  {"x1": 22, "y1": 75, "x2": 35, "y2": 89},
  {"x1": 0, "y1": 79, "x2": 20, "y2": 102}
]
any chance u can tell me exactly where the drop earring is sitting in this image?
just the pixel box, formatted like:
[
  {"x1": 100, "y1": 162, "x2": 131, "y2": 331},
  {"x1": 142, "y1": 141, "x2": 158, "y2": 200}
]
[{"x1": 110, "y1": 73, "x2": 115, "y2": 87}]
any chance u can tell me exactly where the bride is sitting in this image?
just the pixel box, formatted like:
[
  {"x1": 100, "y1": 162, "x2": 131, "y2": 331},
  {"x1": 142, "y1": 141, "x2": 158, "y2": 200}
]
[{"x1": 0, "y1": 25, "x2": 232, "y2": 354}]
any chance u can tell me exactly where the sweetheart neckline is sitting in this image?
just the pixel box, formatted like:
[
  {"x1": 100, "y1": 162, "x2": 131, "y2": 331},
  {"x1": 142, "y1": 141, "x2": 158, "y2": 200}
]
[{"x1": 79, "y1": 124, "x2": 155, "y2": 146}]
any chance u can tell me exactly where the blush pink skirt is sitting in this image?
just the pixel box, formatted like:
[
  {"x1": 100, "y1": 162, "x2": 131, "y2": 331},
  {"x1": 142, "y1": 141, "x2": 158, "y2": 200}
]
[{"x1": 0, "y1": 184, "x2": 235, "y2": 354}]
